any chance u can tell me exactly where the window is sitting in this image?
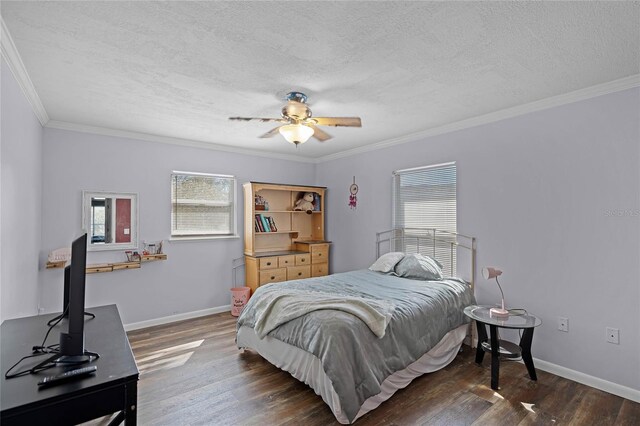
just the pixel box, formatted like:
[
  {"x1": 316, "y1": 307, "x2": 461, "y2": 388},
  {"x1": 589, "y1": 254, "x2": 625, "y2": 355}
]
[
  {"x1": 171, "y1": 172, "x2": 237, "y2": 238},
  {"x1": 82, "y1": 191, "x2": 138, "y2": 250},
  {"x1": 90, "y1": 198, "x2": 106, "y2": 243},
  {"x1": 392, "y1": 162, "x2": 457, "y2": 274}
]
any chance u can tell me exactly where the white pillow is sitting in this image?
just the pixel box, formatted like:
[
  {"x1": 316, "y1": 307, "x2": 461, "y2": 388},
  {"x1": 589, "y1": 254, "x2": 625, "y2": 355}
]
[{"x1": 369, "y1": 252, "x2": 405, "y2": 273}]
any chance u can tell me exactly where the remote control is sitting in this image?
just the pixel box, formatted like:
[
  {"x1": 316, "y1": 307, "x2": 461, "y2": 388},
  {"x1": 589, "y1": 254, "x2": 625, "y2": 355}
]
[{"x1": 38, "y1": 365, "x2": 97, "y2": 388}]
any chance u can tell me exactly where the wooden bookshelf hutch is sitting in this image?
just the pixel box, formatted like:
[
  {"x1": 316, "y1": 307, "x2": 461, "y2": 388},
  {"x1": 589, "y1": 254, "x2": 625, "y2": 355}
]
[{"x1": 243, "y1": 182, "x2": 330, "y2": 294}]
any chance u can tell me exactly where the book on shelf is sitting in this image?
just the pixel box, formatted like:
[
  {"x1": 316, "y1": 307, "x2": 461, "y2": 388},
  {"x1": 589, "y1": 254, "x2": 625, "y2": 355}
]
[
  {"x1": 254, "y1": 214, "x2": 279, "y2": 233},
  {"x1": 313, "y1": 193, "x2": 321, "y2": 211},
  {"x1": 255, "y1": 215, "x2": 264, "y2": 232},
  {"x1": 261, "y1": 215, "x2": 271, "y2": 232}
]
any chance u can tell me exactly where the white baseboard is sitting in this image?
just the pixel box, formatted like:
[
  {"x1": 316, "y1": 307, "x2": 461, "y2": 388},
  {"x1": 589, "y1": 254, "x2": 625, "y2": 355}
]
[
  {"x1": 124, "y1": 305, "x2": 231, "y2": 331},
  {"x1": 532, "y1": 357, "x2": 640, "y2": 403}
]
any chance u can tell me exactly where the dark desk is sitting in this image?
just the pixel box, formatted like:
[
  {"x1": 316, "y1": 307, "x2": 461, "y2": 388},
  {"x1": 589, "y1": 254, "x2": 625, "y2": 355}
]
[{"x1": 1, "y1": 304, "x2": 139, "y2": 425}]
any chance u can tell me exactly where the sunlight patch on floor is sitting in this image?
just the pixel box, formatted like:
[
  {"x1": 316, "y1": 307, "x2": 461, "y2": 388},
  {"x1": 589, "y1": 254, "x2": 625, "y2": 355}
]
[
  {"x1": 521, "y1": 402, "x2": 536, "y2": 413},
  {"x1": 139, "y1": 351, "x2": 195, "y2": 375},
  {"x1": 136, "y1": 339, "x2": 204, "y2": 375},
  {"x1": 136, "y1": 339, "x2": 204, "y2": 363}
]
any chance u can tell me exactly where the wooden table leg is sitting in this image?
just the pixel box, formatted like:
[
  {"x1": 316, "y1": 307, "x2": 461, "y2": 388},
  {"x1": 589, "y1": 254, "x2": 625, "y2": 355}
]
[
  {"x1": 490, "y1": 324, "x2": 500, "y2": 390},
  {"x1": 475, "y1": 321, "x2": 488, "y2": 364},
  {"x1": 520, "y1": 328, "x2": 537, "y2": 381}
]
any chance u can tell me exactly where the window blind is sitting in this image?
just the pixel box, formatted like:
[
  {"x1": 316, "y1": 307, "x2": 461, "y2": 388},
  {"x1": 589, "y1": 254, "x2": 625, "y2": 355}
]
[
  {"x1": 392, "y1": 162, "x2": 457, "y2": 274},
  {"x1": 171, "y1": 172, "x2": 236, "y2": 237}
]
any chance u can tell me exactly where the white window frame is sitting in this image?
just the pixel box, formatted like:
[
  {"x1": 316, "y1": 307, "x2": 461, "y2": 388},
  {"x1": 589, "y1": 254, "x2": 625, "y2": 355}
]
[
  {"x1": 170, "y1": 171, "x2": 238, "y2": 241},
  {"x1": 391, "y1": 162, "x2": 457, "y2": 274},
  {"x1": 82, "y1": 191, "x2": 139, "y2": 251}
]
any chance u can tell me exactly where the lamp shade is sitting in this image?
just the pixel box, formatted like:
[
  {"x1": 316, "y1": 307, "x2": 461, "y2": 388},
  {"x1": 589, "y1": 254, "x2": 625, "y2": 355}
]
[
  {"x1": 482, "y1": 267, "x2": 502, "y2": 280},
  {"x1": 279, "y1": 124, "x2": 314, "y2": 145},
  {"x1": 482, "y1": 266, "x2": 508, "y2": 318}
]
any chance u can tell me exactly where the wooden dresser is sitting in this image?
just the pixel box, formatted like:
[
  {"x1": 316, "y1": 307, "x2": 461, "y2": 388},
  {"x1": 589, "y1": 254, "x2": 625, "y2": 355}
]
[{"x1": 243, "y1": 182, "x2": 330, "y2": 294}]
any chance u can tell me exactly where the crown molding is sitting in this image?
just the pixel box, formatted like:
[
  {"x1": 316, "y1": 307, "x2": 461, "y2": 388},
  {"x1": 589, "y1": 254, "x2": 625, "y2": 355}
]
[
  {"x1": 45, "y1": 120, "x2": 315, "y2": 163},
  {"x1": 316, "y1": 74, "x2": 640, "y2": 163},
  {"x1": 1, "y1": 18, "x2": 49, "y2": 126},
  {"x1": 45, "y1": 71, "x2": 640, "y2": 165}
]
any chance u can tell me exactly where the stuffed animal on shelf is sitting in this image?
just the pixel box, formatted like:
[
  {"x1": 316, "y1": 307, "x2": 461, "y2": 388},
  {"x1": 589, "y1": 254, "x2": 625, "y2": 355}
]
[{"x1": 294, "y1": 192, "x2": 315, "y2": 214}]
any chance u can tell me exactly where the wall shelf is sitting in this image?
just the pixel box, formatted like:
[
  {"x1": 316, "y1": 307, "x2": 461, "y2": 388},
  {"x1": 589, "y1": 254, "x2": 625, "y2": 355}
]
[
  {"x1": 141, "y1": 254, "x2": 167, "y2": 262},
  {"x1": 86, "y1": 264, "x2": 116, "y2": 274},
  {"x1": 86, "y1": 254, "x2": 167, "y2": 274},
  {"x1": 46, "y1": 252, "x2": 167, "y2": 274}
]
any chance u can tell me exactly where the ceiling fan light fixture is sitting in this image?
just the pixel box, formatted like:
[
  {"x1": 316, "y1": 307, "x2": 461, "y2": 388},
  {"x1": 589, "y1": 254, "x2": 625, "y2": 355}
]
[{"x1": 279, "y1": 124, "x2": 314, "y2": 145}]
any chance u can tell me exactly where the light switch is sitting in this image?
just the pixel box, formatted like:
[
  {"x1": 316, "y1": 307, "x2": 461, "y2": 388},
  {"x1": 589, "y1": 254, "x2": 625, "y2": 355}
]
[{"x1": 124, "y1": 228, "x2": 130, "y2": 235}]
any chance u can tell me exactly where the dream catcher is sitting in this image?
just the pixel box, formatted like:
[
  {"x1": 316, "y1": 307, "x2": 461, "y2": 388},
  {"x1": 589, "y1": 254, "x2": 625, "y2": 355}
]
[{"x1": 348, "y1": 176, "x2": 358, "y2": 209}]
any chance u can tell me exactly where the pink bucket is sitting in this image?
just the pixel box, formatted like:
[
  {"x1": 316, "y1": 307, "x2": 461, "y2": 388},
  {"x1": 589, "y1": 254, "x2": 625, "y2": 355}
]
[{"x1": 231, "y1": 287, "x2": 251, "y2": 317}]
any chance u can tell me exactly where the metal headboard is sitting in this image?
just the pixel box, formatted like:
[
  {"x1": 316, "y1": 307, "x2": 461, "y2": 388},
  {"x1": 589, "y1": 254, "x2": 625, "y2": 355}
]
[{"x1": 375, "y1": 228, "x2": 477, "y2": 291}]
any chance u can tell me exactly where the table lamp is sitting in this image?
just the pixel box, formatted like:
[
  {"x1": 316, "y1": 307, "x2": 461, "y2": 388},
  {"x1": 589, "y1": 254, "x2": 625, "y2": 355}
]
[{"x1": 482, "y1": 267, "x2": 509, "y2": 318}]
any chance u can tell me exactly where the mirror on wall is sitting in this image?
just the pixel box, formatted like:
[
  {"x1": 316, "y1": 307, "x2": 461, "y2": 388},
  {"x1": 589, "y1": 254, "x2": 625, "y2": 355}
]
[{"x1": 82, "y1": 191, "x2": 138, "y2": 251}]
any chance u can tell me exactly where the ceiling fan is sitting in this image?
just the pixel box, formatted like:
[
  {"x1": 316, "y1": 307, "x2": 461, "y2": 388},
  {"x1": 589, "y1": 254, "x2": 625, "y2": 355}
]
[{"x1": 229, "y1": 92, "x2": 362, "y2": 146}]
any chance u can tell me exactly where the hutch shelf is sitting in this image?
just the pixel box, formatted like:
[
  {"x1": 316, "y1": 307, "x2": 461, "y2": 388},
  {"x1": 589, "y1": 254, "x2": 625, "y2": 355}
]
[{"x1": 243, "y1": 182, "x2": 330, "y2": 294}]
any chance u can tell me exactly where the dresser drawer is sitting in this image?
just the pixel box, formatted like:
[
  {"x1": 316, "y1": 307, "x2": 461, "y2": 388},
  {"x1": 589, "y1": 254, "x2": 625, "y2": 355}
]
[
  {"x1": 278, "y1": 255, "x2": 295, "y2": 268},
  {"x1": 259, "y1": 257, "x2": 279, "y2": 270},
  {"x1": 310, "y1": 245, "x2": 329, "y2": 263},
  {"x1": 259, "y1": 268, "x2": 287, "y2": 285},
  {"x1": 311, "y1": 263, "x2": 328, "y2": 277},
  {"x1": 295, "y1": 254, "x2": 311, "y2": 266},
  {"x1": 287, "y1": 265, "x2": 311, "y2": 280}
]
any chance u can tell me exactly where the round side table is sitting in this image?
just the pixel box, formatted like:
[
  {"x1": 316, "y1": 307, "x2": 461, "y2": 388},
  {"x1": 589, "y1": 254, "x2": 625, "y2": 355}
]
[{"x1": 464, "y1": 305, "x2": 542, "y2": 390}]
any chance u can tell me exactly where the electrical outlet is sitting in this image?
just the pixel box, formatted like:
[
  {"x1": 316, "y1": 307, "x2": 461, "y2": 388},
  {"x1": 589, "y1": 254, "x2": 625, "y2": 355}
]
[
  {"x1": 558, "y1": 317, "x2": 569, "y2": 332},
  {"x1": 606, "y1": 327, "x2": 620, "y2": 344}
]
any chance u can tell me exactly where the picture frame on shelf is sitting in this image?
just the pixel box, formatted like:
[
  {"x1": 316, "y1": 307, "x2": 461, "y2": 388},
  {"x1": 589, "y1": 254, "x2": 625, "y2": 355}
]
[{"x1": 125, "y1": 250, "x2": 141, "y2": 262}]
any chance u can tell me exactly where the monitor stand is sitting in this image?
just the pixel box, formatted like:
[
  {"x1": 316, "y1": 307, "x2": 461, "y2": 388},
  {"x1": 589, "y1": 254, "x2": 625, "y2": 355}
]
[
  {"x1": 47, "y1": 311, "x2": 95, "y2": 327},
  {"x1": 30, "y1": 350, "x2": 99, "y2": 374}
]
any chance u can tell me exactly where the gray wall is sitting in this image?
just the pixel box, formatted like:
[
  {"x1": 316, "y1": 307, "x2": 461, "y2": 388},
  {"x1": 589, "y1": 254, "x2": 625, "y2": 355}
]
[
  {"x1": 39, "y1": 127, "x2": 315, "y2": 325},
  {"x1": 1, "y1": 59, "x2": 43, "y2": 321},
  {"x1": 2, "y1": 52, "x2": 638, "y2": 392},
  {"x1": 316, "y1": 88, "x2": 640, "y2": 391}
]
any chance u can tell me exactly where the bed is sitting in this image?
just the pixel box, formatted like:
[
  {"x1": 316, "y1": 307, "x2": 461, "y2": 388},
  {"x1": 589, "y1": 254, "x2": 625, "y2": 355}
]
[{"x1": 236, "y1": 229, "x2": 476, "y2": 424}]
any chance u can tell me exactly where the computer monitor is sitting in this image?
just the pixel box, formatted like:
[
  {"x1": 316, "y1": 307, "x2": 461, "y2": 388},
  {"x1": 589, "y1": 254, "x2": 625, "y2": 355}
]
[
  {"x1": 47, "y1": 264, "x2": 94, "y2": 326},
  {"x1": 63, "y1": 265, "x2": 71, "y2": 314},
  {"x1": 58, "y1": 233, "x2": 88, "y2": 360},
  {"x1": 32, "y1": 233, "x2": 97, "y2": 372}
]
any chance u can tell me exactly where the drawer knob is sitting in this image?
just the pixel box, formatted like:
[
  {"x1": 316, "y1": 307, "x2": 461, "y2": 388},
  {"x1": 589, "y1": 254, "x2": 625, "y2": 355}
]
[
  {"x1": 298, "y1": 272, "x2": 302, "y2": 276},
  {"x1": 267, "y1": 262, "x2": 271, "y2": 266},
  {"x1": 318, "y1": 253, "x2": 322, "y2": 257},
  {"x1": 271, "y1": 276, "x2": 275, "y2": 280},
  {"x1": 301, "y1": 259, "x2": 305, "y2": 262}
]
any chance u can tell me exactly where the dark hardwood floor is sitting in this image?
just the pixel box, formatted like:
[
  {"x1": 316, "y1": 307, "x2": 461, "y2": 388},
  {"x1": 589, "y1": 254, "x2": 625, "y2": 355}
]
[{"x1": 123, "y1": 312, "x2": 639, "y2": 425}]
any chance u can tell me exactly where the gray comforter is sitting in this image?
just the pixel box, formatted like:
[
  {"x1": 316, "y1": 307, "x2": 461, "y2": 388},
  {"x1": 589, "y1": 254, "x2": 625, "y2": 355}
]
[{"x1": 237, "y1": 269, "x2": 475, "y2": 423}]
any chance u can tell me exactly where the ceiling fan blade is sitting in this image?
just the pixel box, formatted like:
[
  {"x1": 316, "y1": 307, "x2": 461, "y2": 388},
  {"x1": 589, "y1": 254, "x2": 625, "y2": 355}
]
[
  {"x1": 308, "y1": 124, "x2": 332, "y2": 142},
  {"x1": 259, "y1": 126, "x2": 283, "y2": 138},
  {"x1": 229, "y1": 117, "x2": 287, "y2": 123},
  {"x1": 311, "y1": 117, "x2": 362, "y2": 127}
]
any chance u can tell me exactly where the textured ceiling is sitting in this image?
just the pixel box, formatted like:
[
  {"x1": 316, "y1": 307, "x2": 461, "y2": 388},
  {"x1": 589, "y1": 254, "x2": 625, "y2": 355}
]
[{"x1": 2, "y1": 1, "x2": 639, "y2": 158}]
